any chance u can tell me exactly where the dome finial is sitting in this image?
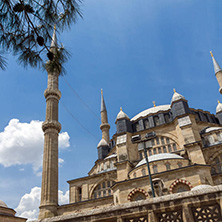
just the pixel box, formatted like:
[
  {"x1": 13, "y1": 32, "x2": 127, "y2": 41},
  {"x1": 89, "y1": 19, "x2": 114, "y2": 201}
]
[
  {"x1": 101, "y1": 88, "x2": 103, "y2": 95},
  {"x1": 218, "y1": 100, "x2": 220, "y2": 104},
  {"x1": 210, "y1": 51, "x2": 214, "y2": 57},
  {"x1": 152, "y1": 101, "x2": 156, "y2": 107},
  {"x1": 120, "y1": 107, "x2": 122, "y2": 111},
  {"x1": 173, "y1": 88, "x2": 176, "y2": 93},
  {"x1": 54, "y1": 24, "x2": 56, "y2": 30}
]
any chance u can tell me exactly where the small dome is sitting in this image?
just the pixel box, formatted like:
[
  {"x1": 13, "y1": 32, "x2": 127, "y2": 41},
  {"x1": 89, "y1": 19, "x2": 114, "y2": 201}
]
[
  {"x1": 200, "y1": 126, "x2": 222, "y2": 134},
  {"x1": 136, "y1": 153, "x2": 183, "y2": 168},
  {"x1": 104, "y1": 153, "x2": 117, "y2": 160},
  {"x1": 97, "y1": 138, "x2": 108, "y2": 148},
  {"x1": 131, "y1": 105, "x2": 170, "y2": 121},
  {"x1": 0, "y1": 200, "x2": 8, "y2": 208},
  {"x1": 216, "y1": 101, "x2": 222, "y2": 113},
  {"x1": 116, "y1": 108, "x2": 129, "y2": 122},
  {"x1": 171, "y1": 90, "x2": 185, "y2": 104},
  {"x1": 191, "y1": 184, "x2": 213, "y2": 191}
]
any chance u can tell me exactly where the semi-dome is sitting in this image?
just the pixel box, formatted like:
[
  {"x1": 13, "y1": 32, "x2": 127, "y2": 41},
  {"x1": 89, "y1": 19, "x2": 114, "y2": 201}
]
[
  {"x1": 0, "y1": 200, "x2": 7, "y2": 208},
  {"x1": 136, "y1": 153, "x2": 184, "y2": 168},
  {"x1": 97, "y1": 138, "x2": 108, "y2": 148},
  {"x1": 131, "y1": 105, "x2": 170, "y2": 121},
  {"x1": 104, "y1": 153, "x2": 117, "y2": 160},
  {"x1": 201, "y1": 126, "x2": 222, "y2": 134},
  {"x1": 216, "y1": 101, "x2": 222, "y2": 113},
  {"x1": 171, "y1": 90, "x2": 185, "y2": 104},
  {"x1": 191, "y1": 184, "x2": 213, "y2": 191},
  {"x1": 116, "y1": 108, "x2": 129, "y2": 122}
]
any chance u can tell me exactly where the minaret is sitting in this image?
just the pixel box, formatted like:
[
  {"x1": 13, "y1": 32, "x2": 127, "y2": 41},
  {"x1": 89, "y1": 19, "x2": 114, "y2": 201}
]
[
  {"x1": 97, "y1": 89, "x2": 110, "y2": 159},
  {"x1": 38, "y1": 26, "x2": 61, "y2": 219},
  {"x1": 210, "y1": 51, "x2": 222, "y2": 94},
  {"x1": 100, "y1": 89, "x2": 110, "y2": 143}
]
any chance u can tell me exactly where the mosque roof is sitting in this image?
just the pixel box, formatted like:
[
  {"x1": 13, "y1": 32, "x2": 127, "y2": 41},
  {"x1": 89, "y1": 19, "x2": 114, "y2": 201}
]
[
  {"x1": 171, "y1": 91, "x2": 185, "y2": 104},
  {"x1": 104, "y1": 153, "x2": 117, "y2": 160},
  {"x1": 201, "y1": 127, "x2": 222, "y2": 134},
  {"x1": 0, "y1": 200, "x2": 8, "y2": 208},
  {"x1": 116, "y1": 108, "x2": 129, "y2": 122},
  {"x1": 131, "y1": 105, "x2": 170, "y2": 121},
  {"x1": 191, "y1": 184, "x2": 213, "y2": 191},
  {"x1": 216, "y1": 101, "x2": 222, "y2": 113},
  {"x1": 97, "y1": 138, "x2": 108, "y2": 148},
  {"x1": 136, "y1": 153, "x2": 184, "y2": 168}
]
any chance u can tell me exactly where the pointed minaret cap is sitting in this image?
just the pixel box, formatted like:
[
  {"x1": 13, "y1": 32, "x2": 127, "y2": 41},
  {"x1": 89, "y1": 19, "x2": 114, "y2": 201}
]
[
  {"x1": 210, "y1": 51, "x2": 222, "y2": 74},
  {"x1": 116, "y1": 107, "x2": 130, "y2": 122},
  {"x1": 171, "y1": 88, "x2": 185, "y2": 104},
  {"x1": 50, "y1": 24, "x2": 58, "y2": 50},
  {"x1": 101, "y1": 89, "x2": 107, "y2": 112},
  {"x1": 216, "y1": 100, "x2": 222, "y2": 113},
  {"x1": 97, "y1": 138, "x2": 108, "y2": 148}
]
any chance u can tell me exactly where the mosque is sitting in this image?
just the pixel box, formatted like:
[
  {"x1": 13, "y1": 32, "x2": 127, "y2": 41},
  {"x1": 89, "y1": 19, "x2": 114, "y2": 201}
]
[{"x1": 2, "y1": 29, "x2": 222, "y2": 222}]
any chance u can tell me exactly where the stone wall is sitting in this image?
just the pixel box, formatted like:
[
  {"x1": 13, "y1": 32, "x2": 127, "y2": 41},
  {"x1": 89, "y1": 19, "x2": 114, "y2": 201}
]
[{"x1": 35, "y1": 185, "x2": 222, "y2": 222}]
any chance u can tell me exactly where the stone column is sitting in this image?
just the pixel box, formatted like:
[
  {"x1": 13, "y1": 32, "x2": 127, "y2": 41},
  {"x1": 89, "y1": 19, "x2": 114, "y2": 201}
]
[
  {"x1": 38, "y1": 68, "x2": 61, "y2": 219},
  {"x1": 182, "y1": 203, "x2": 193, "y2": 222}
]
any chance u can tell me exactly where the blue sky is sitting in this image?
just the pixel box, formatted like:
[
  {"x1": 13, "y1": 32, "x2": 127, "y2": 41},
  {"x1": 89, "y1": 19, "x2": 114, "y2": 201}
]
[{"x1": 1, "y1": 0, "x2": 222, "y2": 220}]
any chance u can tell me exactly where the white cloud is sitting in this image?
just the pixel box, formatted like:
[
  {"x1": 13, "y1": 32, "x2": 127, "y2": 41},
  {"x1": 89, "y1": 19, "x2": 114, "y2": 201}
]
[
  {"x1": 0, "y1": 119, "x2": 70, "y2": 173},
  {"x1": 16, "y1": 187, "x2": 69, "y2": 221}
]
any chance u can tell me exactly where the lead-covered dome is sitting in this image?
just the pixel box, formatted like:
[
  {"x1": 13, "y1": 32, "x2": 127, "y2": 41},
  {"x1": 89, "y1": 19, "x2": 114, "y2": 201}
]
[
  {"x1": 171, "y1": 90, "x2": 185, "y2": 104},
  {"x1": 191, "y1": 184, "x2": 213, "y2": 191},
  {"x1": 131, "y1": 105, "x2": 170, "y2": 121},
  {"x1": 0, "y1": 200, "x2": 7, "y2": 208},
  {"x1": 97, "y1": 138, "x2": 108, "y2": 148},
  {"x1": 216, "y1": 101, "x2": 222, "y2": 113},
  {"x1": 116, "y1": 107, "x2": 129, "y2": 122},
  {"x1": 136, "y1": 153, "x2": 184, "y2": 168}
]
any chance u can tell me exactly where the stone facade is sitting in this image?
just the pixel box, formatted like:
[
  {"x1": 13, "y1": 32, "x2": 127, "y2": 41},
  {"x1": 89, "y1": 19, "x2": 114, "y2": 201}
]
[
  {"x1": 0, "y1": 200, "x2": 26, "y2": 222},
  {"x1": 35, "y1": 53, "x2": 222, "y2": 221}
]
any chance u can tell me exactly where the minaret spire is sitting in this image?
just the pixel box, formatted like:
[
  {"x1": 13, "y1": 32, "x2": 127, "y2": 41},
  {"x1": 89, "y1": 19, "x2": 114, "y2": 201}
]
[
  {"x1": 101, "y1": 89, "x2": 107, "y2": 112},
  {"x1": 100, "y1": 89, "x2": 110, "y2": 144},
  {"x1": 210, "y1": 51, "x2": 222, "y2": 74},
  {"x1": 39, "y1": 27, "x2": 61, "y2": 219},
  {"x1": 210, "y1": 51, "x2": 222, "y2": 94}
]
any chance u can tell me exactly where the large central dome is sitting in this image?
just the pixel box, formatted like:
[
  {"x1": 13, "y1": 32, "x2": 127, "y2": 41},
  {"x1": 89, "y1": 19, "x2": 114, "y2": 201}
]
[
  {"x1": 131, "y1": 105, "x2": 170, "y2": 121},
  {"x1": 136, "y1": 153, "x2": 184, "y2": 168}
]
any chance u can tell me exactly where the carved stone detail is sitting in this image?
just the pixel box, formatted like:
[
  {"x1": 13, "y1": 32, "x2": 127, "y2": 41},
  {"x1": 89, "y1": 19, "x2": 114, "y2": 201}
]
[{"x1": 42, "y1": 120, "x2": 61, "y2": 132}]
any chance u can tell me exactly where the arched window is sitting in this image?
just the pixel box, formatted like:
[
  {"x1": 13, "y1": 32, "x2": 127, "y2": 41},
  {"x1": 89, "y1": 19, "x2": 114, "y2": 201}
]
[
  {"x1": 154, "y1": 116, "x2": 160, "y2": 126},
  {"x1": 163, "y1": 146, "x2": 167, "y2": 153},
  {"x1": 92, "y1": 180, "x2": 114, "y2": 199},
  {"x1": 177, "y1": 162, "x2": 183, "y2": 168},
  {"x1": 211, "y1": 166, "x2": 216, "y2": 175},
  {"x1": 153, "y1": 165, "x2": 158, "y2": 173},
  {"x1": 141, "y1": 168, "x2": 146, "y2": 176},
  {"x1": 195, "y1": 112, "x2": 201, "y2": 121},
  {"x1": 78, "y1": 187, "x2": 82, "y2": 201},
  {"x1": 213, "y1": 157, "x2": 222, "y2": 174},
  {"x1": 144, "y1": 119, "x2": 149, "y2": 129},
  {"x1": 130, "y1": 192, "x2": 147, "y2": 202},
  {"x1": 165, "y1": 163, "x2": 171, "y2": 171},
  {"x1": 172, "y1": 183, "x2": 190, "y2": 193},
  {"x1": 137, "y1": 136, "x2": 179, "y2": 156},
  {"x1": 164, "y1": 113, "x2": 171, "y2": 123},
  {"x1": 173, "y1": 143, "x2": 177, "y2": 151},
  {"x1": 136, "y1": 122, "x2": 140, "y2": 131}
]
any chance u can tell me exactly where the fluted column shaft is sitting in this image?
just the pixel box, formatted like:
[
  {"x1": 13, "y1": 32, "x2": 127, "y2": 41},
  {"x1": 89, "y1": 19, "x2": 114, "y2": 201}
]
[
  {"x1": 100, "y1": 110, "x2": 110, "y2": 143},
  {"x1": 39, "y1": 70, "x2": 61, "y2": 219}
]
